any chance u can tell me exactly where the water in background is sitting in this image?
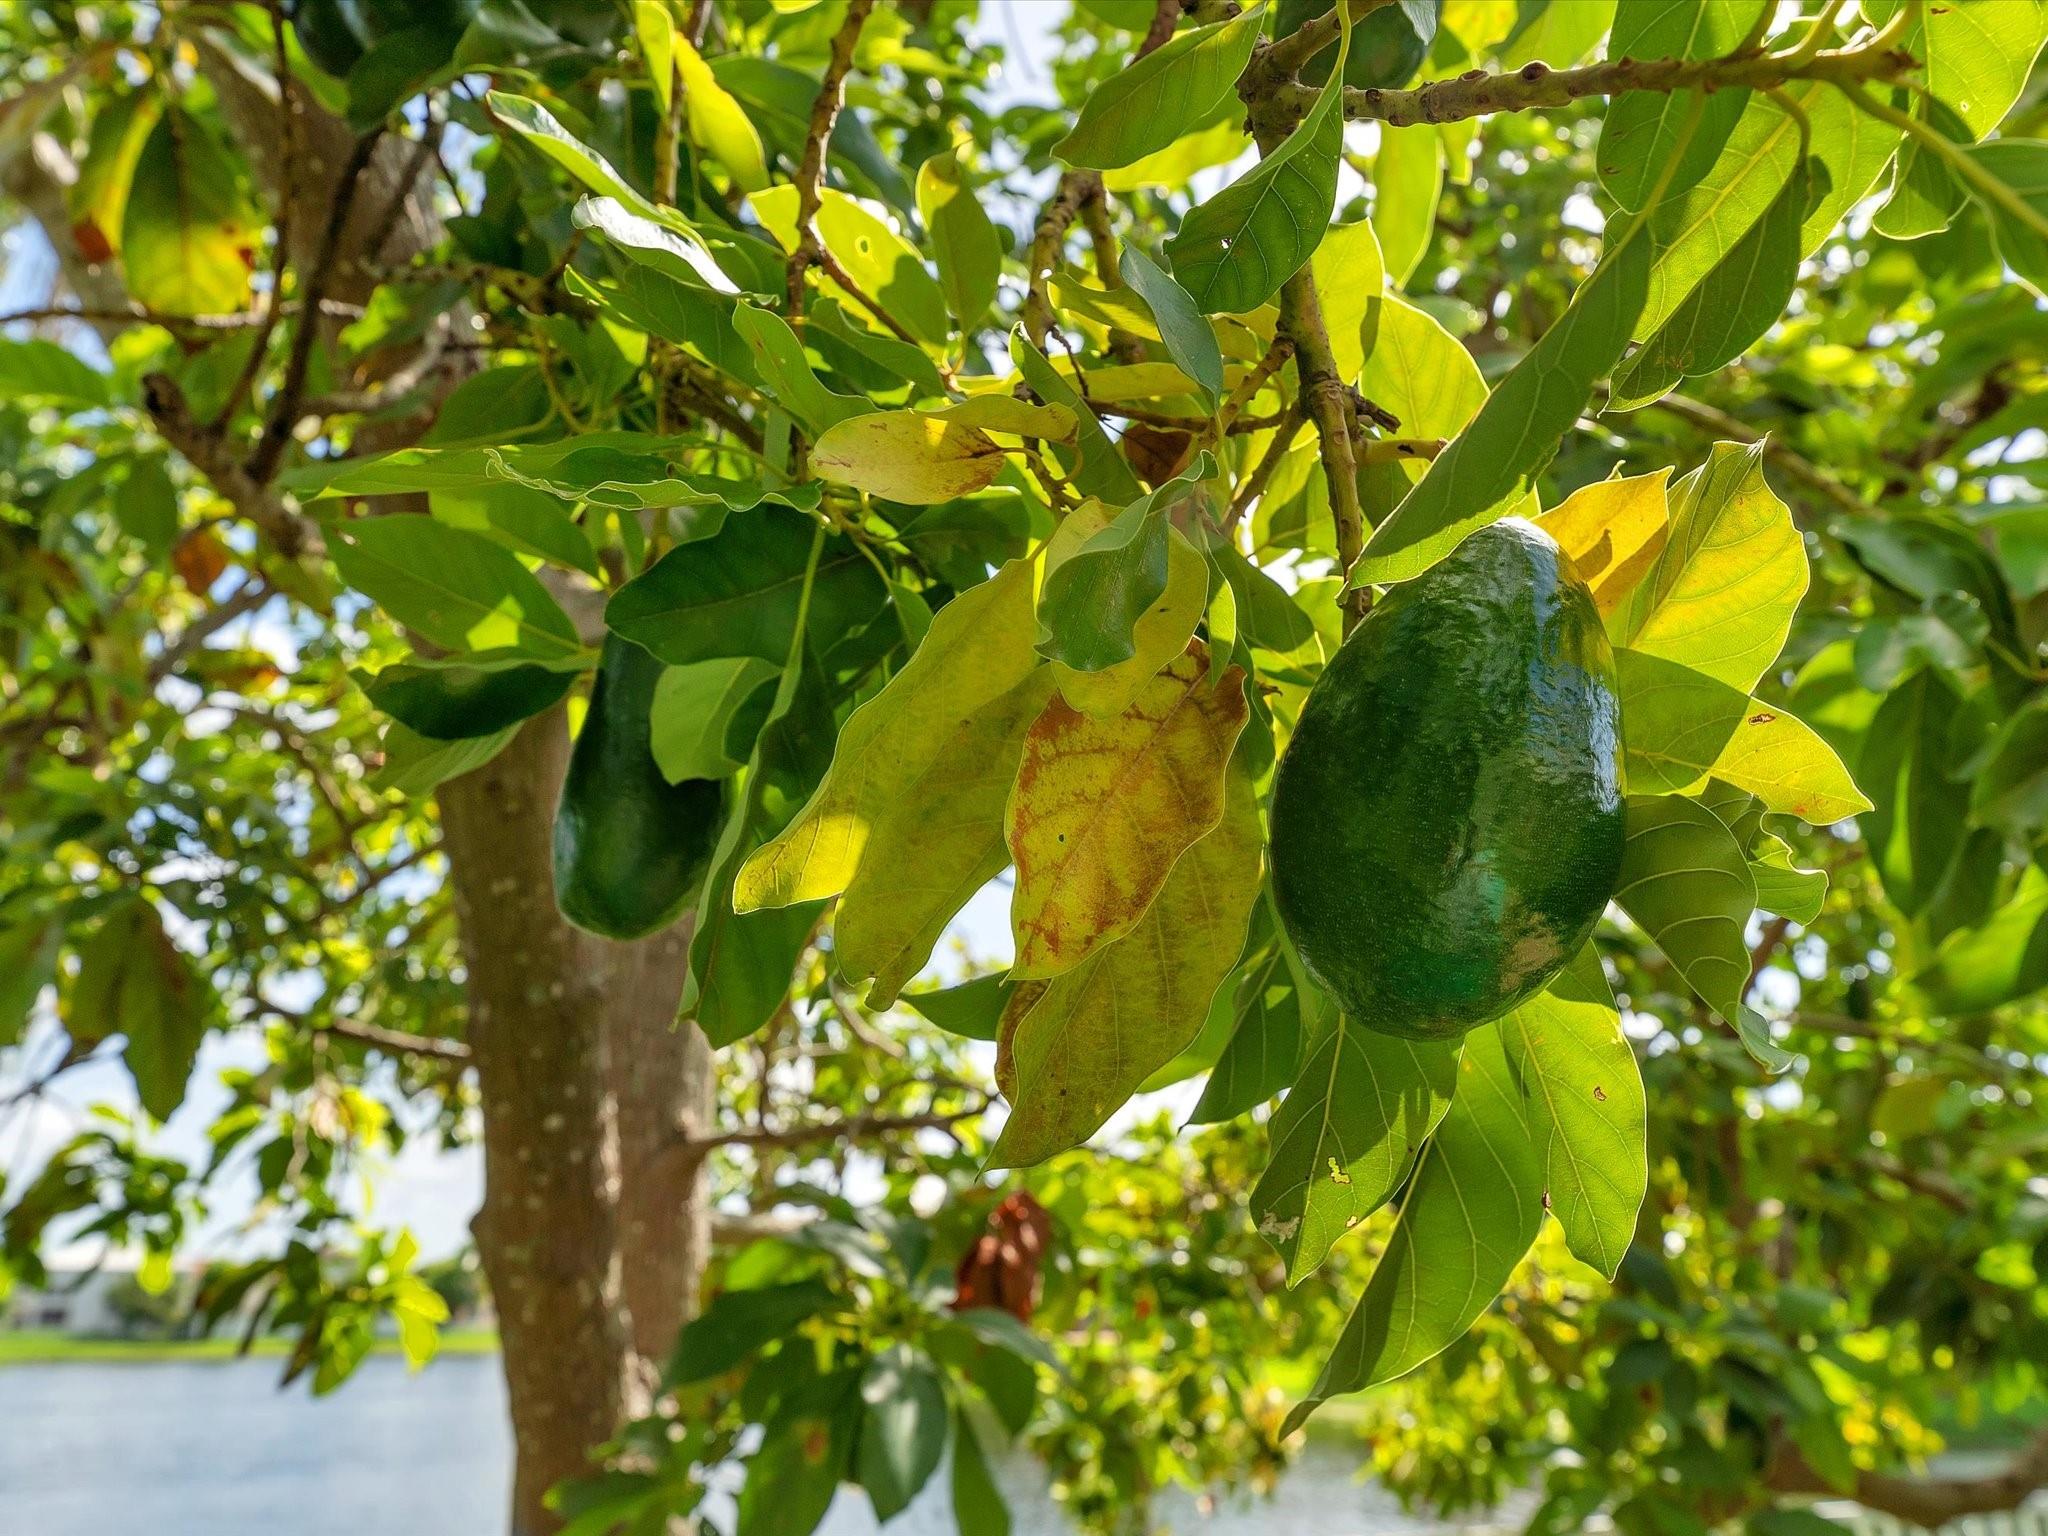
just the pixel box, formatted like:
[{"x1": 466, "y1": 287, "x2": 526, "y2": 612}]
[{"x1": 0, "y1": 1354, "x2": 1525, "y2": 1535}]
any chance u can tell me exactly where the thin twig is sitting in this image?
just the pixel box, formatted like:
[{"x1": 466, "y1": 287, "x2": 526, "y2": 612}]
[
  {"x1": 247, "y1": 128, "x2": 386, "y2": 483},
  {"x1": 785, "y1": 0, "x2": 876, "y2": 323}
]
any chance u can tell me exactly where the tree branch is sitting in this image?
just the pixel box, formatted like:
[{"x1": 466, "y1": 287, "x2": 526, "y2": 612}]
[
  {"x1": 1768, "y1": 1427, "x2": 2048, "y2": 1530},
  {"x1": 142, "y1": 373, "x2": 321, "y2": 558},
  {"x1": 256, "y1": 998, "x2": 470, "y2": 1064},
  {"x1": 247, "y1": 127, "x2": 386, "y2": 483},
  {"x1": 680, "y1": 1100, "x2": 989, "y2": 1158},
  {"x1": 785, "y1": 0, "x2": 876, "y2": 323},
  {"x1": 1294, "y1": 40, "x2": 1918, "y2": 129},
  {"x1": 1602, "y1": 386, "x2": 1878, "y2": 521},
  {"x1": 1023, "y1": 170, "x2": 1104, "y2": 348}
]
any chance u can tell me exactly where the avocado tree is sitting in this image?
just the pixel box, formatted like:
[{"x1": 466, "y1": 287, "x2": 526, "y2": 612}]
[{"x1": 1, "y1": 2, "x2": 2045, "y2": 1534}]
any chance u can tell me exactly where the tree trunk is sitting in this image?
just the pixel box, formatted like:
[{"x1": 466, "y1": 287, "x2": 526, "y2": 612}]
[
  {"x1": 437, "y1": 709, "x2": 638, "y2": 1534},
  {"x1": 607, "y1": 932, "x2": 715, "y2": 1364},
  {"x1": 3, "y1": 43, "x2": 719, "y2": 1533}
]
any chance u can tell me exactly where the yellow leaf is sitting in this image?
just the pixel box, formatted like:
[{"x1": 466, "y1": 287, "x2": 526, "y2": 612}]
[
  {"x1": 991, "y1": 754, "x2": 1263, "y2": 1167},
  {"x1": 1006, "y1": 643, "x2": 1249, "y2": 979},
  {"x1": 1535, "y1": 467, "x2": 1670, "y2": 615},
  {"x1": 735, "y1": 559, "x2": 1051, "y2": 1003},
  {"x1": 1613, "y1": 441, "x2": 1807, "y2": 693},
  {"x1": 676, "y1": 36, "x2": 769, "y2": 192},
  {"x1": 811, "y1": 410, "x2": 1006, "y2": 504},
  {"x1": 749, "y1": 185, "x2": 950, "y2": 345},
  {"x1": 929, "y1": 396, "x2": 1078, "y2": 439},
  {"x1": 1049, "y1": 509, "x2": 1207, "y2": 719},
  {"x1": 1357, "y1": 294, "x2": 1486, "y2": 478}
]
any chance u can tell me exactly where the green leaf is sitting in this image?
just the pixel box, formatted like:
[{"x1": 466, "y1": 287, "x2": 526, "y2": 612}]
[
  {"x1": 369, "y1": 720, "x2": 519, "y2": 797},
  {"x1": 991, "y1": 753, "x2": 1263, "y2": 1168},
  {"x1": 1036, "y1": 458, "x2": 1213, "y2": 671},
  {"x1": 1054, "y1": 6, "x2": 1267, "y2": 170},
  {"x1": 1637, "y1": 84, "x2": 1894, "y2": 342},
  {"x1": 0, "y1": 338, "x2": 110, "y2": 409},
  {"x1": 943, "y1": 1307, "x2": 1066, "y2": 1375},
  {"x1": 1187, "y1": 932, "x2": 1319, "y2": 1126},
  {"x1": 1119, "y1": 244, "x2": 1225, "y2": 408},
  {"x1": 1309, "y1": 220, "x2": 1386, "y2": 384},
  {"x1": 570, "y1": 193, "x2": 742, "y2": 296},
  {"x1": 1373, "y1": 124, "x2": 1441, "y2": 289},
  {"x1": 69, "y1": 89, "x2": 161, "y2": 262},
  {"x1": 675, "y1": 33, "x2": 769, "y2": 192},
  {"x1": 1009, "y1": 330, "x2": 1144, "y2": 504},
  {"x1": 1356, "y1": 292, "x2": 1487, "y2": 441},
  {"x1": 901, "y1": 975, "x2": 1013, "y2": 1041},
  {"x1": 1617, "y1": 648, "x2": 1870, "y2": 824},
  {"x1": 1353, "y1": 229, "x2": 1650, "y2": 585},
  {"x1": 115, "y1": 458, "x2": 179, "y2": 560},
  {"x1": 357, "y1": 655, "x2": 577, "y2": 740},
  {"x1": 1749, "y1": 829, "x2": 1827, "y2": 925},
  {"x1": 1911, "y1": 0, "x2": 2048, "y2": 139},
  {"x1": 752, "y1": 185, "x2": 950, "y2": 346},
  {"x1": 120, "y1": 107, "x2": 260, "y2": 316},
  {"x1": 606, "y1": 505, "x2": 887, "y2": 667},
  {"x1": 1051, "y1": 515, "x2": 1207, "y2": 719},
  {"x1": 1499, "y1": 945, "x2": 1645, "y2": 1278},
  {"x1": 0, "y1": 920, "x2": 62, "y2": 1050},
  {"x1": 290, "y1": 432, "x2": 806, "y2": 511},
  {"x1": 1609, "y1": 441, "x2": 1806, "y2": 692},
  {"x1": 1970, "y1": 692, "x2": 2048, "y2": 837},
  {"x1": 668, "y1": 1278, "x2": 836, "y2": 1384},
  {"x1": 1613, "y1": 794, "x2": 1787, "y2": 1070},
  {"x1": 488, "y1": 92, "x2": 681, "y2": 237},
  {"x1": 1597, "y1": 0, "x2": 1765, "y2": 211},
  {"x1": 1875, "y1": 98, "x2": 1971, "y2": 241},
  {"x1": 1283, "y1": 1022, "x2": 1543, "y2": 1432},
  {"x1": 811, "y1": 410, "x2": 1006, "y2": 503},
  {"x1": 1610, "y1": 157, "x2": 1814, "y2": 411},
  {"x1": 918, "y1": 150, "x2": 1003, "y2": 328},
  {"x1": 428, "y1": 484, "x2": 599, "y2": 577},
  {"x1": 857, "y1": 1346, "x2": 948, "y2": 1521},
  {"x1": 1962, "y1": 139, "x2": 2048, "y2": 299},
  {"x1": 329, "y1": 517, "x2": 584, "y2": 660},
  {"x1": 69, "y1": 900, "x2": 212, "y2": 1121},
  {"x1": 737, "y1": 1406, "x2": 845, "y2": 1536},
  {"x1": 1855, "y1": 670, "x2": 1968, "y2": 918},
  {"x1": 1166, "y1": 19, "x2": 1349, "y2": 314},
  {"x1": 634, "y1": 0, "x2": 674, "y2": 112},
  {"x1": 1915, "y1": 861, "x2": 2048, "y2": 1015},
  {"x1": 649, "y1": 656, "x2": 780, "y2": 782},
  {"x1": 736, "y1": 557, "x2": 1051, "y2": 1005},
  {"x1": 1249, "y1": 1013, "x2": 1458, "y2": 1285},
  {"x1": 1500, "y1": 0, "x2": 1613, "y2": 68},
  {"x1": 951, "y1": 1406, "x2": 1010, "y2": 1536},
  {"x1": 733, "y1": 303, "x2": 875, "y2": 433}
]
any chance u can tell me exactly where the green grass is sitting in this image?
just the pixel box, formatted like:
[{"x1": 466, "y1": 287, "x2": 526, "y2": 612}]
[{"x1": 0, "y1": 1327, "x2": 500, "y2": 1367}]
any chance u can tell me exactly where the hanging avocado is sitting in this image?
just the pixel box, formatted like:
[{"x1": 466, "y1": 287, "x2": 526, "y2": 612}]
[
  {"x1": 554, "y1": 633, "x2": 725, "y2": 942},
  {"x1": 1269, "y1": 519, "x2": 1624, "y2": 1040}
]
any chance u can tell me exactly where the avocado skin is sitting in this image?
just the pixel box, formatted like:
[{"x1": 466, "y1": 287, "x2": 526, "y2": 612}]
[
  {"x1": 1270, "y1": 519, "x2": 1623, "y2": 1039},
  {"x1": 554, "y1": 634, "x2": 725, "y2": 942}
]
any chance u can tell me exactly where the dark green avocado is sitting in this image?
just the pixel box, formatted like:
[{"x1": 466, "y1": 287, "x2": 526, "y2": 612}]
[
  {"x1": 1269, "y1": 518, "x2": 1624, "y2": 1039},
  {"x1": 554, "y1": 633, "x2": 725, "y2": 942}
]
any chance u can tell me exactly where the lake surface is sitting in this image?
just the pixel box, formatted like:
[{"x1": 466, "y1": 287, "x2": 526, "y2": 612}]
[{"x1": 0, "y1": 1354, "x2": 1526, "y2": 1535}]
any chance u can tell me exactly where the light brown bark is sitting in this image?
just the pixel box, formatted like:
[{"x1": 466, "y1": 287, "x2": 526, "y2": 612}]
[{"x1": 437, "y1": 711, "x2": 639, "y2": 1534}]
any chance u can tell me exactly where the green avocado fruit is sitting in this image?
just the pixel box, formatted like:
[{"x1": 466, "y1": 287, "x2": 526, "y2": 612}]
[
  {"x1": 1269, "y1": 518, "x2": 1624, "y2": 1039},
  {"x1": 554, "y1": 634, "x2": 725, "y2": 942}
]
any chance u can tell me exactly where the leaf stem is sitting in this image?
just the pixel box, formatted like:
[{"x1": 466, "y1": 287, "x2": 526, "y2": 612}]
[{"x1": 1837, "y1": 80, "x2": 2048, "y2": 253}]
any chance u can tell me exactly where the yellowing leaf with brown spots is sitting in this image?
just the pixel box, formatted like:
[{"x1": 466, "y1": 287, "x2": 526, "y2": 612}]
[
  {"x1": 1046, "y1": 505, "x2": 1208, "y2": 719},
  {"x1": 735, "y1": 558, "x2": 1052, "y2": 1004},
  {"x1": 991, "y1": 756, "x2": 1263, "y2": 1167},
  {"x1": 1006, "y1": 643, "x2": 1248, "y2": 980},
  {"x1": 811, "y1": 410, "x2": 1005, "y2": 505},
  {"x1": 1535, "y1": 468, "x2": 1669, "y2": 616}
]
